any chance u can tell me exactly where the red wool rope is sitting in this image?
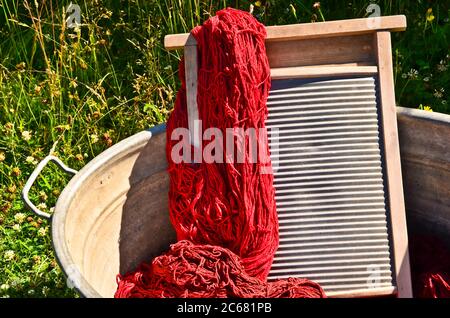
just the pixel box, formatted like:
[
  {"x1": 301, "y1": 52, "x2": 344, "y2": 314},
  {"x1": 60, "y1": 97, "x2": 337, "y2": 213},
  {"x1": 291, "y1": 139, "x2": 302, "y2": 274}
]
[
  {"x1": 115, "y1": 8, "x2": 325, "y2": 298},
  {"x1": 166, "y1": 7, "x2": 277, "y2": 280},
  {"x1": 410, "y1": 235, "x2": 450, "y2": 298},
  {"x1": 115, "y1": 240, "x2": 326, "y2": 298}
]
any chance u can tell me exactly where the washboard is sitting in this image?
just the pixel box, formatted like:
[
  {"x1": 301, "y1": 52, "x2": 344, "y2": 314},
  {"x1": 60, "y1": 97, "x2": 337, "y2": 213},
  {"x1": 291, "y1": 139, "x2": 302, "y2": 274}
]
[{"x1": 164, "y1": 15, "x2": 412, "y2": 298}]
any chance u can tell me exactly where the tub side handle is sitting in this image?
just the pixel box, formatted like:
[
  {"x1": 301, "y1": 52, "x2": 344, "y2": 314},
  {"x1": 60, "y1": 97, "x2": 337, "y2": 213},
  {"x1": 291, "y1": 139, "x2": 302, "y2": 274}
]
[{"x1": 22, "y1": 155, "x2": 77, "y2": 219}]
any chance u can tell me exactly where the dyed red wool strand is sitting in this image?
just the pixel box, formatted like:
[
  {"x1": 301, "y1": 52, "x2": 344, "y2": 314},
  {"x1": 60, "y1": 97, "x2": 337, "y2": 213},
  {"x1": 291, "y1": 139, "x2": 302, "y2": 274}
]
[
  {"x1": 410, "y1": 235, "x2": 450, "y2": 298},
  {"x1": 115, "y1": 8, "x2": 326, "y2": 298},
  {"x1": 166, "y1": 8, "x2": 277, "y2": 280},
  {"x1": 115, "y1": 241, "x2": 326, "y2": 298}
]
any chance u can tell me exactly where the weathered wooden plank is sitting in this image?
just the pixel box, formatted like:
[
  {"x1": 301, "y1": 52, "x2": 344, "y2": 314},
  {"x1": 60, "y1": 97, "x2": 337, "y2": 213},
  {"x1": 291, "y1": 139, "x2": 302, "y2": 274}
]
[
  {"x1": 266, "y1": 34, "x2": 375, "y2": 68},
  {"x1": 164, "y1": 15, "x2": 407, "y2": 50},
  {"x1": 183, "y1": 34, "x2": 201, "y2": 148},
  {"x1": 374, "y1": 31, "x2": 412, "y2": 298}
]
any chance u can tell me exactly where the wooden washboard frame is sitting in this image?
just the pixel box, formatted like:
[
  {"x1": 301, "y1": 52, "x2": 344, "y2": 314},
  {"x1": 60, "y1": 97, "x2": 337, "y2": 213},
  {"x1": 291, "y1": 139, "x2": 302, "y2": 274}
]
[{"x1": 164, "y1": 15, "x2": 412, "y2": 298}]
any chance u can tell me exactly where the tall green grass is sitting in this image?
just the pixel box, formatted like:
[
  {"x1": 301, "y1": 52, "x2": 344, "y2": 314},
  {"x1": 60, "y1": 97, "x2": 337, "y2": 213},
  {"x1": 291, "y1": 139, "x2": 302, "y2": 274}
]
[{"x1": 0, "y1": 0, "x2": 448, "y2": 297}]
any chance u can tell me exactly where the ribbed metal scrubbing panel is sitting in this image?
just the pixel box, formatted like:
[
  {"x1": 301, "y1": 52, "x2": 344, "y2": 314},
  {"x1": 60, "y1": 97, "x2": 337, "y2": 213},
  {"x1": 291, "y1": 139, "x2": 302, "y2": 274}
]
[{"x1": 266, "y1": 76, "x2": 394, "y2": 293}]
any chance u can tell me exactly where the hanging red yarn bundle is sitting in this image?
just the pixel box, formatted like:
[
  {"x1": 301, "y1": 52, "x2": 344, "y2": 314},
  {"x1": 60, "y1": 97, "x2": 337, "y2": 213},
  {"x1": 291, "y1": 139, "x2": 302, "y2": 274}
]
[
  {"x1": 115, "y1": 240, "x2": 326, "y2": 298},
  {"x1": 115, "y1": 8, "x2": 326, "y2": 298},
  {"x1": 410, "y1": 235, "x2": 450, "y2": 298},
  {"x1": 165, "y1": 8, "x2": 277, "y2": 280}
]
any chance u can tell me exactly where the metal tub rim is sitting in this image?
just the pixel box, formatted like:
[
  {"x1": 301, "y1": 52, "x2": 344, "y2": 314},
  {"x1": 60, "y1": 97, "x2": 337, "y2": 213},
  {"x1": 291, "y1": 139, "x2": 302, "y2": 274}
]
[{"x1": 52, "y1": 124, "x2": 166, "y2": 298}]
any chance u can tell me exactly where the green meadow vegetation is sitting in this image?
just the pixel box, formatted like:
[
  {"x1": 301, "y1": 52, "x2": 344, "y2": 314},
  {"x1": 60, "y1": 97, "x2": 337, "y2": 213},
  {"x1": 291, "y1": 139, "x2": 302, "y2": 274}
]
[{"x1": 0, "y1": 0, "x2": 449, "y2": 297}]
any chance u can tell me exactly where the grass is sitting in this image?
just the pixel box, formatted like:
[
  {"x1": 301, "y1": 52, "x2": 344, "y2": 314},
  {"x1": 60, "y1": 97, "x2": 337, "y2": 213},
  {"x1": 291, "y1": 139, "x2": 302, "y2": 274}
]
[{"x1": 0, "y1": 0, "x2": 449, "y2": 298}]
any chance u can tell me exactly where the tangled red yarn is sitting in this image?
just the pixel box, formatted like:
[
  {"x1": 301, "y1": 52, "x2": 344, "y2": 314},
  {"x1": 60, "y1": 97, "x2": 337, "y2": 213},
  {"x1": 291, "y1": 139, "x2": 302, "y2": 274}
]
[
  {"x1": 410, "y1": 235, "x2": 450, "y2": 298},
  {"x1": 115, "y1": 240, "x2": 326, "y2": 298},
  {"x1": 165, "y1": 8, "x2": 277, "y2": 280}
]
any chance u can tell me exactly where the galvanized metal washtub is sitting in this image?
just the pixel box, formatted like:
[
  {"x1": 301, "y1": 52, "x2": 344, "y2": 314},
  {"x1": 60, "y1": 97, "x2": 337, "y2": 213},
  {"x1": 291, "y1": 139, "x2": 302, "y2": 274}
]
[{"x1": 21, "y1": 107, "x2": 450, "y2": 298}]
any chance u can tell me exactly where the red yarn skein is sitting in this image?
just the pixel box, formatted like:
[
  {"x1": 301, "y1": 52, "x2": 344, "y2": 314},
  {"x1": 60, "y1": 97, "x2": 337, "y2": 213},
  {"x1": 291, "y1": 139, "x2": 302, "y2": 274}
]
[
  {"x1": 115, "y1": 8, "x2": 327, "y2": 299},
  {"x1": 166, "y1": 8, "x2": 277, "y2": 280}
]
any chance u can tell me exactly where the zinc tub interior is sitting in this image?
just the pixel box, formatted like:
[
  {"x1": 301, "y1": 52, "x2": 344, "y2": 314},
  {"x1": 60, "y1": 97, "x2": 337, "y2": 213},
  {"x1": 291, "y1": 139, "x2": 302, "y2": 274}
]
[{"x1": 52, "y1": 107, "x2": 450, "y2": 298}]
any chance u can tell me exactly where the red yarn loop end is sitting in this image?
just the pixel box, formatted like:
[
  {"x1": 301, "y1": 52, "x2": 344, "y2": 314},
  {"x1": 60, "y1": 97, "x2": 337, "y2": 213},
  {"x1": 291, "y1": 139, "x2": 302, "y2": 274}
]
[
  {"x1": 115, "y1": 241, "x2": 326, "y2": 298},
  {"x1": 410, "y1": 235, "x2": 450, "y2": 298}
]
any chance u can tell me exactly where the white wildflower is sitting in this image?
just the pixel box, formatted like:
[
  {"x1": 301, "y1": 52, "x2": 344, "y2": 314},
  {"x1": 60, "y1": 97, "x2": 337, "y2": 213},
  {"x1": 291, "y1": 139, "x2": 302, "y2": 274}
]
[
  {"x1": 4, "y1": 250, "x2": 15, "y2": 261},
  {"x1": 437, "y1": 60, "x2": 448, "y2": 72},
  {"x1": 21, "y1": 131, "x2": 32, "y2": 141},
  {"x1": 14, "y1": 213, "x2": 26, "y2": 224},
  {"x1": 38, "y1": 227, "x2": 48, "y2": 237},
  {"x1": 407, "y1": 68, "x2": 419, "y2": 80},
  {"x1": 90, "y1": 134, "x2": 99, "y2": 144},
  {"x1": 36, "y1": 202, "x2": 47, "y2": 211},
  {"x1": 434, "y1": 89, "x2": 443, "y2": 99},
  {"x1": 26, "y1": 156, "x2": 38, "y2": 165},
  {"x1": 41, "y1": 286, "x2": 49, "y2": 296}
]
